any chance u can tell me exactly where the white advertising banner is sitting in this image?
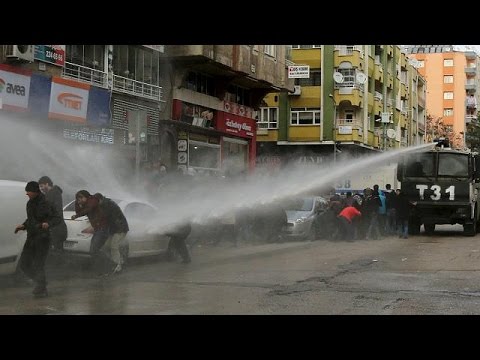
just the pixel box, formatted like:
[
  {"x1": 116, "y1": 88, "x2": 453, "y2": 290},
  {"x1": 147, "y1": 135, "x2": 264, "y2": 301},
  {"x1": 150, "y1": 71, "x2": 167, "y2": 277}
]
[
  {"x1": 0, "y1": 69, "x2": 31, "y2": 110},
  {"x1": 288, "y1": 65, "x2": 310, "y2": 78},
  {"x1": 49, "y1": 77, "x2": 90, "y2": 123}
]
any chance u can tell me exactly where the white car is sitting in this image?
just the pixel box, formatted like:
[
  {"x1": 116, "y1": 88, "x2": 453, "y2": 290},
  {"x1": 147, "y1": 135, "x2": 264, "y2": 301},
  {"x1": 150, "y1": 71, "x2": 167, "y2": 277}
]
[
  {"x1": 0, "y1": 180, "x2": 28, "y2": 275},
  {"x1": 283, "y1": 196, "x2": 329, "y2": 240},
  {"x1": 63, "y1": 198, "x2": 171, "y2": 258}
]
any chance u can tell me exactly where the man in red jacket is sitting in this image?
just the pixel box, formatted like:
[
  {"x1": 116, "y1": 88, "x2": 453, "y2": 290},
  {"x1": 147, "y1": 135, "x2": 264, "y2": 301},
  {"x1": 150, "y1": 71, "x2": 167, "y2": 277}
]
[{"x1": 337, "y1": 205, "x2": 362, "y2": 240}]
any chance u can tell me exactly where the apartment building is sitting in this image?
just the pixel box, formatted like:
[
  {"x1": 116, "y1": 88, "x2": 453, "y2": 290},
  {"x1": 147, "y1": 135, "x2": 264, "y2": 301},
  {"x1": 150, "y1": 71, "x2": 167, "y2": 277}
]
[{"x1": 256, "y1": 45, "x2": 427, "y2": 169}]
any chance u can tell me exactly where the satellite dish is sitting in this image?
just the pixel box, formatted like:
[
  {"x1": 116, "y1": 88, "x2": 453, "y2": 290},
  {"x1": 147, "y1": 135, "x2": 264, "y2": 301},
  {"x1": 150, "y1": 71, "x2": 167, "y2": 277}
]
[
  {"x1": 333, "y1": 72, "x2": 344, "y2": 83},
  {"x1": 387, "y1": 129, "x2": 396, "y2": 139},
  {"x1": 356, "y1": 72, "x2": 367, "y2": 84}
]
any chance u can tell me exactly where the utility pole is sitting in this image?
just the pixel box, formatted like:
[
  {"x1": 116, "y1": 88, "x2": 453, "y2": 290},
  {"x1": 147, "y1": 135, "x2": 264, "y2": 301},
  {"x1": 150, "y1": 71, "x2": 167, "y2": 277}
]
[
  {"x1": 381, "y1": 112, "x2": 390, "y2": 150},
  {"x1": 329, "y1": 93, "x2": 337, "y2": 163}
]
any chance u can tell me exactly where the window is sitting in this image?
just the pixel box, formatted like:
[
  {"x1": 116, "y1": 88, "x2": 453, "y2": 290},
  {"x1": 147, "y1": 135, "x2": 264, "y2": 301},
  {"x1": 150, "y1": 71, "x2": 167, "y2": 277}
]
[
  {"x1": 291, "y1": 108, "x2": 321, "y2": 125},
  {"x1": 294, "y1": 69, "x2": 321, "y2": 86},
  {"x1": 405, "y1": 153, "x2": 435, "y2": 177},
  {"x1": 185, "y1": 71, "x2": 215, "y2": 96},
  {"x1": 443, "y1": 92, "x2": 454, "y2": 100},
  {"x1": 264, "y1": 45, "x2": 276, "y2": 57},
  {"x1": 444, "y1": 75, "x2": 454, "y2": 83},
  {"x1": 444, "y1": 59, "x2": 454, "y2": 67},
  {"x1": 258, "y1": 107, "x2": 278, "y2": 129},
  {"x1": 112, "y1": 45, "x2": 160, "y2": 86},
  {"x1": 438, "y1": 153, "x2": 468, "y2": 177},
  {"x1": 344, "y1": 110, "x2": 354, "y2": 122},
  {"x1": 188, "y1": 141, "x2": 220, "y2": 170},
  {"x1": 66, "y1": 45, "x2": 105, "y2": 71},
  {"x1": 222, "y1": 138, "x2": 248, "y2": 176},
  {"x1": 337, "y1": 68, "x2": 355, "y2": 87},
  {"x1": 444, "y1": 108, "x2": 454, "y2": 116},
  {"x1": 225, "y1": 84, "x2": 251, "y2": 106}
]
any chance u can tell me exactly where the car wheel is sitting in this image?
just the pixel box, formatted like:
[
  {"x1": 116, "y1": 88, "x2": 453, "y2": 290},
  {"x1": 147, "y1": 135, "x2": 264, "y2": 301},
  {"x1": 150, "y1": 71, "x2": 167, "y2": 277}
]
[{"x1": 424, "y1": 223, "x2": 435, "y2": 235}]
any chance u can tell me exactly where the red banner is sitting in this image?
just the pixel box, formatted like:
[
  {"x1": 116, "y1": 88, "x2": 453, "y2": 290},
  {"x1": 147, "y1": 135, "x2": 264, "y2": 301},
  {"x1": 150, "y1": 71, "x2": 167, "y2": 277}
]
[{"x1": 216, "y1": 112, "x2": 256, "y2": 138}]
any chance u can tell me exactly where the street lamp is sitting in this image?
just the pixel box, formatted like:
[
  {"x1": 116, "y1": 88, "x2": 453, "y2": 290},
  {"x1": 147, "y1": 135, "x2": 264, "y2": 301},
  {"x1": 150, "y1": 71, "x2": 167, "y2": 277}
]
[{"x1": 329, "y1": 93, "x2": 337, "y2": 164}]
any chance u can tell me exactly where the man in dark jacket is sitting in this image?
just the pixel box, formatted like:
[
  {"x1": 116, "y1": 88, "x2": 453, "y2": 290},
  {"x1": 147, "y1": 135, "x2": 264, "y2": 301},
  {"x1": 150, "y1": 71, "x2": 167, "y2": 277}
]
[
  {"x1": 94, "y1": 193, "x2": 129, "y2": 274},
  {"x1": 72, "y1": 190, "x2": 109, "y2": 273},
  {"x1": 166, "y1": 221, "x2": 192, "y2": 264},
  {"x1": 38, "y1": 176, "x2": 68, "y2": 252},
  {"x1": 15, "y1": 181, "x2": 62, "y2": 298}
]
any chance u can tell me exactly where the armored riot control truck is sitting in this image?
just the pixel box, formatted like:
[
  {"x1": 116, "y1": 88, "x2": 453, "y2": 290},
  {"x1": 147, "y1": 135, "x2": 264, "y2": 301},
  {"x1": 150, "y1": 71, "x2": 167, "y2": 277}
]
[{"x1": 396, "y1": 138, "x2": 480, "y2": 236}]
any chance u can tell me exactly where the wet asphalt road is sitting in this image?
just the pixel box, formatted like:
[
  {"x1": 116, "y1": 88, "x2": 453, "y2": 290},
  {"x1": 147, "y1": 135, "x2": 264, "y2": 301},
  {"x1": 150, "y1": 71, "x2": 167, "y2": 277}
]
[{"x1": 2, "y1": 225, "x2": 480, "y2": 314}]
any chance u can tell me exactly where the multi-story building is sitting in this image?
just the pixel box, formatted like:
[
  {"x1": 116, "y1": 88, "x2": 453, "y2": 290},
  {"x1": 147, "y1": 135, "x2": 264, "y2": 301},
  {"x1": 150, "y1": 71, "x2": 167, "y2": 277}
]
[
  {"x1": 256, "y1": 45, "x2": 427, "y2": 169},
  {"x1": 0, "y1": 45, "x2": 293, "y2": 178},
  {"x1": 159, "y1": 45, "x2": 292, "y2": 176},
  {"x1": 406, "y1": 45, "x2": 480, "y2": 147},
  {"x1": 0, "y1": 45, "x2": 166, "y2": 171}
]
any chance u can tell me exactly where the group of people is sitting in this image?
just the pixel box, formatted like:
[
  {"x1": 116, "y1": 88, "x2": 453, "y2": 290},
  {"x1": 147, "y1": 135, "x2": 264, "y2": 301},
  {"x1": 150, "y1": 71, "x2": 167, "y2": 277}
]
[
  {"x1": 324, "y1": 184, "x2": 415, "y2": 241},
  {"x1": 14, "y1": 174, "x2": 192, "y2": 299}
]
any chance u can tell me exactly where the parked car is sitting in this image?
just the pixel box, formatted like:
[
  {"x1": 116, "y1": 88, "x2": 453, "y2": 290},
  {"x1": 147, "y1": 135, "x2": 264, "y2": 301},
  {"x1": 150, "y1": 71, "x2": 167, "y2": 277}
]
[
  {"x1": 62, "y1": 198, "x2": 171, "y2": 258},
  {"x1": 0, "y1": 180, "x2": 28, "y2": 275},
  {"x1": 283, "y1": 196, "x2": 328, "y2": 240}
]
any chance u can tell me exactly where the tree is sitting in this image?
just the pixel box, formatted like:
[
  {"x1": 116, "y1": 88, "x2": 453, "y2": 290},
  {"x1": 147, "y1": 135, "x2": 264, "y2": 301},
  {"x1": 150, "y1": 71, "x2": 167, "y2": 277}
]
[{"x1": 425, "y1": 114, "x2": 446, "y2": 142}]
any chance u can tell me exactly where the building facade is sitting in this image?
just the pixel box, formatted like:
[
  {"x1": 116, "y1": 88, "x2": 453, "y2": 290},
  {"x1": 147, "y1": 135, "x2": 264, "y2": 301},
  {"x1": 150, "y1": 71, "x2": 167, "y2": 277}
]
[
  {"x1": 256, "y1": 45, "x2": 427, "y2": 170},
  {"x1": 159, "y1": 45, "x2": 293, "y2": 176},
  {"x1": 406, "y1": 45, "x2": 480, "y2": 148},
  {"x1": 0, "y1": 45, "x2": 166, "y2": 175},
  {"x1": 0, "y1": 45, "x2": 293, "y2": 179}
]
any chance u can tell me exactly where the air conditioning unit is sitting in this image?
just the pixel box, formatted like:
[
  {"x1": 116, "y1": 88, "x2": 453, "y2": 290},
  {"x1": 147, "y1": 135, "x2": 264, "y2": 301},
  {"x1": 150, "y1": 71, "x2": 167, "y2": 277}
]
[
  {"x1": 292, "y1": 85, "x2": 302, "y2": 95},
  {"x1": 5, "y1": 45, "x2": 34, "y2": 62}
]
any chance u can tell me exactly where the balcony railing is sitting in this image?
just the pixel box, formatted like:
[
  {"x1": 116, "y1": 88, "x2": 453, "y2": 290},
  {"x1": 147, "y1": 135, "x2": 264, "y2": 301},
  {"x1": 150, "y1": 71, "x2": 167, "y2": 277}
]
[
  {"x1": 374, "y1": 91, "x2": 383, "y2": 101},
  {"x1": 62, "y1": 62, "x2": 108, "y2": 88},
  {"x1": 336, "y1": 118, "x2": 363, "y2": 129},
  {"x1": 335, "y1": 45, "x2": 364, "y2": 57},
  {"x1": 113, "y1": 74, "x2": 163, "y2": 101},
  {"x1": 465, "y1": 66, "x2": 476, "y2": 75}
]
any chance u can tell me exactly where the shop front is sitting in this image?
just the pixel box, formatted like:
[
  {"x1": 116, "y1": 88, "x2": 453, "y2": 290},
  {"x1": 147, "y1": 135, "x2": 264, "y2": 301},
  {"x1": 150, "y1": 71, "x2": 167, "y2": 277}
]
[{"x1": 168, "y1": 99, "x2": 256, "y2": 176}]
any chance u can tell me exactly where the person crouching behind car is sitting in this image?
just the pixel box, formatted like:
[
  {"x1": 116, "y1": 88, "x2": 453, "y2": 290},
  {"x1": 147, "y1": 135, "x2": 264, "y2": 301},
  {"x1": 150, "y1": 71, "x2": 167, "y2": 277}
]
[
  {"x1": 15, "y1": 181, "x2": 62, "y2": 298},
  {"x1": 337, "y1": 205, "x2": 362, "y2": 241},
  {"x1": 166, "y1": 221, "x2": 192, "y2": 264},
  {"x1": 94, "y1": 193, "x2": 129, "y2": 274},
  {"x1": 71, "y1": 190, "x2": 109, "y2": 273}
]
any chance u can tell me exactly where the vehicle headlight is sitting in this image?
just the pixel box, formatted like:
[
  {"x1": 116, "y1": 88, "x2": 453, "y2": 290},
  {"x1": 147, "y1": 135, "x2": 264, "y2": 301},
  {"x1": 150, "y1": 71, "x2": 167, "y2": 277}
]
[{"x1": 295, "y1": 217, "x2": 307, "y2": 224}]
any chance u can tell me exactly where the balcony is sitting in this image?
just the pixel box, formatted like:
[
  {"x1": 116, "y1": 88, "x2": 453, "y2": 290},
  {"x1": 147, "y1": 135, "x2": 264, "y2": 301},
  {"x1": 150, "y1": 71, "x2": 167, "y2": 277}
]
[
  {"x1": 334, "y1": 45, "x2": 364, "y2": 57},
  {"x1": 465, "y1": 66, "x2": 477, "y2": 75},
  {"x1": 374, "y1": 91, "x2": 383, "y2": 101},
  {"x1": 62, "y1": 62, "x2": 108, "y2": 88},
  {"x1": 374, "y1": 64, "x2": 383, "y2": 82},
  {"x1": 466, "y1": 115, "x2": 477, "y2": 124},
  {"x1": 466, "y1": 51, "x2": 477, "y2": 60},
  {"x1": 335, "y1": 119, "x2": 364, "y2": 141},
  {"x1": 465, "y1": 79, "x2": 478, "y2": 92},
  {"x1": 333, "y1": 86, "x2": 363, "y2": 106},
  {"x1": 113, "y1": 74, "x2": 163, "y2": 102},
  {"x1": 418, "y1": 93, "x2": 426, "y2": 107}
]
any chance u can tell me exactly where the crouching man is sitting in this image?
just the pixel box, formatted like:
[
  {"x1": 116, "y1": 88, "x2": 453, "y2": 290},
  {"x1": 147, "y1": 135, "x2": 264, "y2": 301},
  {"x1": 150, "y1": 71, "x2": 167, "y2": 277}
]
[{"x1": 95, "y1": 193, "x2": 129, "y2": 274}]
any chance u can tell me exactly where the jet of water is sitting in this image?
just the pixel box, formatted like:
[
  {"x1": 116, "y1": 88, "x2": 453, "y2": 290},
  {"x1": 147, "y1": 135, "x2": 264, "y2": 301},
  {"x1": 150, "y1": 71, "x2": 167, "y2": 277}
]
[{"x1": 0, "y1": 114, "x2": 434, "y2": 234}]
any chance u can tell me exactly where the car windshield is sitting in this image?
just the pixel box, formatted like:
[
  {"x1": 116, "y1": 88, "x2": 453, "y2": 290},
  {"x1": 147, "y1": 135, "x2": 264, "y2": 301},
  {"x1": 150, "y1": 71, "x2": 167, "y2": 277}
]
[{"x1": 286, "y1": 198, "x2": 314, "y2": 211}]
